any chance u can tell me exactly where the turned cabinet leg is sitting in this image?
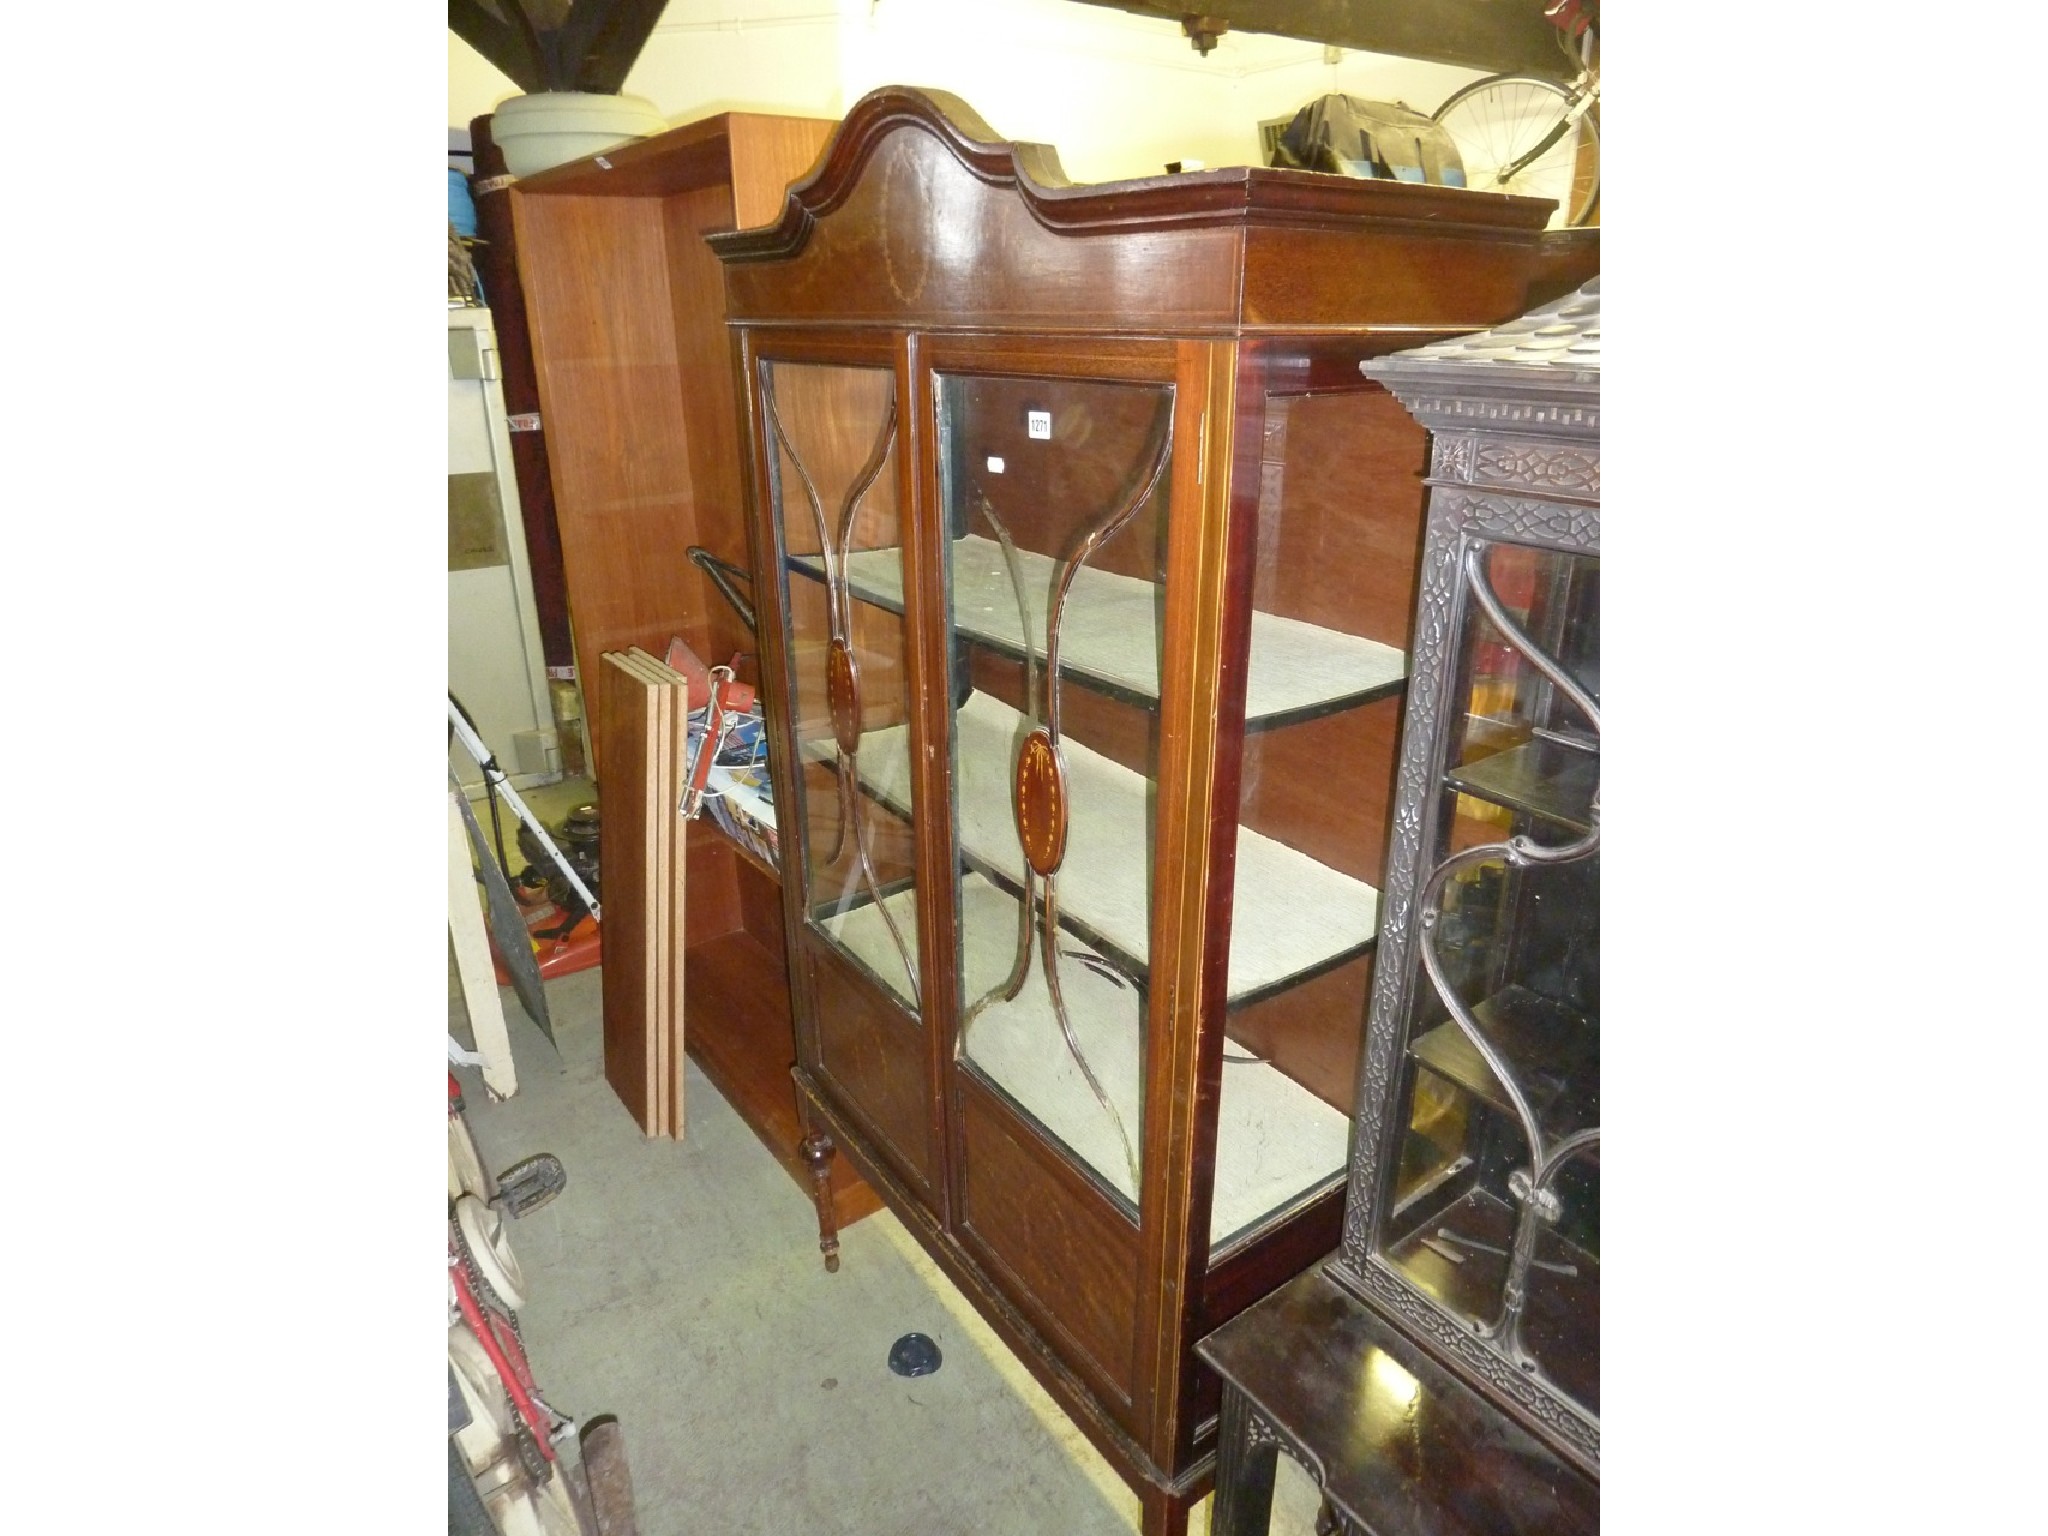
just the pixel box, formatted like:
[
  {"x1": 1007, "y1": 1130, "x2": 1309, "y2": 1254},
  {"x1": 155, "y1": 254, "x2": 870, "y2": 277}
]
[
  {"x1": 1211, "y1": 1385, "x2": 1280, "y2": 1536},
  {"x1": 798, "y1": 1127, "x2": 842, "y2": 1273}
]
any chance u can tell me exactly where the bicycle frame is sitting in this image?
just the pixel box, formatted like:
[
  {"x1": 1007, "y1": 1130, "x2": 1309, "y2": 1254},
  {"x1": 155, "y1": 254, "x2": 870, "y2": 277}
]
[
  {"x1": 450, "y1": 1229, "x2": 562, "y2": 1467},
  {"x1": 1499, "y1": 77, "x2": 1597, "y2": 185},
  {"x1": 1503, "y1": 8, "x2": 1598, "y2": 184}
]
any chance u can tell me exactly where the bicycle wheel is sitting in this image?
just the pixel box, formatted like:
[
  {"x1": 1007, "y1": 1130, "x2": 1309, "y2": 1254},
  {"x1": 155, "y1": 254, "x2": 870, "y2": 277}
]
[
  {"x1": 456, "y1": 1192, "x2": 527, "y2": 1312},
  {"x1": 1434, "y1": 73, "x2": 1598, "y2": 228},
  {"x1": 450, "y1": 1104, "x2": 490, "y2": 1205}
]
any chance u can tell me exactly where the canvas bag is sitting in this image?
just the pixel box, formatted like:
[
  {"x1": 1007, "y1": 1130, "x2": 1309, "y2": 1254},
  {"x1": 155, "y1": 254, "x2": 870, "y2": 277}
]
[{"x1": 1271, "y1": 95, "x2": 1466, "y2": 188}]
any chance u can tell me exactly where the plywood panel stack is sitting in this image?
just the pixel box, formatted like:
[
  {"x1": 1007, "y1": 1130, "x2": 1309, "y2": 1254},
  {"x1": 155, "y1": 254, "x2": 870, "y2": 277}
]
[{"x1": 597, "y1": 648, "x2": 692, "y2": 1137}]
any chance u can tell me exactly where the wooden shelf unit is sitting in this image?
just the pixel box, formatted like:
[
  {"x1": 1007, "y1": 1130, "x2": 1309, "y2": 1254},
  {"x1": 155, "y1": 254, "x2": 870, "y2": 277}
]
[
  {"x1": 511, "y1": 111, "x2": 836, "y2": 745},
  {"x1": 509, "y1": 111, "x2": 880, "y2": 1227}
]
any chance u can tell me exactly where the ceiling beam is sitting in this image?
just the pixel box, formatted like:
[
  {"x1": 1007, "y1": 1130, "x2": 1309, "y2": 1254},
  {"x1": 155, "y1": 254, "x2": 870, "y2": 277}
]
[
  {"x1": 449, "y1": 0, "x2": 669, "y2": 95},
  {"x1": 1071, "y1": 1, "x2": 1576, "y2": 81},
  {"x1": 556, "y1": 0, "x2": 670, "y2": 93},
  {"x1": 450, "y1": 0, "x2": 549, "y2": 93}
]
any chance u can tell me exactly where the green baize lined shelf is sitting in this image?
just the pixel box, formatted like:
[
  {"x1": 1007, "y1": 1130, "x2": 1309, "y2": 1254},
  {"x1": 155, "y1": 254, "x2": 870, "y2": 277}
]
[
  {"x1": 790, "y1": 535, "x2": 1406, "y2": 723},
  {"x1": 804, "y1": 688, "x2": 1377, "y2": 1246},
  {"x1": 818, "y1": 690, "x2": 1380, "y2": 999},
  {"x1": 822, "y1": 871, "x2": 1351, "y2": 1247}
]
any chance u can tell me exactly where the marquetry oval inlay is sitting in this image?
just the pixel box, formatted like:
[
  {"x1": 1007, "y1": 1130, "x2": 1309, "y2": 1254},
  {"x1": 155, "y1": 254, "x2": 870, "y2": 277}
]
[
  {"x1": 826, "y1": 639, "x2": 863, "y2": 755},
  {"x1": 878, "y1": 141, "x2": 933, "y2": 305},
  {"x1": 1012, "y1": 727, "x2": 1068, "y2": 877}
]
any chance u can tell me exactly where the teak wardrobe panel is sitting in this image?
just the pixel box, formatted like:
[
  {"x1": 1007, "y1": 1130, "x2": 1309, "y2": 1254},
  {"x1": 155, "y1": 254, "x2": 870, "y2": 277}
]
[
  {"x1": 509, "y1": 112, "x2": 882, "y2": 1230},
  {"x1": 512, "y1": 191, "x2": 698, "y2": 740},
  {"x1": 510, "y1": 112, "x2": 835, "y2": 762}
]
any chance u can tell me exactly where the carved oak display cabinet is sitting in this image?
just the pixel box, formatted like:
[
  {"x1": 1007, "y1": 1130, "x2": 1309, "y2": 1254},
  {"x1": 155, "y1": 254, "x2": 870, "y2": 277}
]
[
  {"x1": 1198, "y1": 282, "x2": 1600, "y2": 1535},
  {"x1": 708, "y1": 87, "x2": 1592, "y2": 1534}
]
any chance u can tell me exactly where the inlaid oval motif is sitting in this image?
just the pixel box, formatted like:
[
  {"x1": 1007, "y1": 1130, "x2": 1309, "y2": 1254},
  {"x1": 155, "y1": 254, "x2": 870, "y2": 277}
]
[
  {"x1": 826, "y1": 639, "x2": 863, "y2": 756},
  {"x1": 1012, "y1": 727, "x2": 1068, "y2": 877},
  {"x1": 877, "y1": 142, "x2": 932, "y2": 305}
]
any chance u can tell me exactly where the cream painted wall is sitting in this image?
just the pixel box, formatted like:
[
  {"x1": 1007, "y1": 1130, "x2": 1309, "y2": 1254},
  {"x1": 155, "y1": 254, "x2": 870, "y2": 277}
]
[
  {"x1": 834, "y1": 0, "x2": 1239, "y2": 182},
  {"x1": 834, "y1": 0, "x2": 1483, "y2": 182},
  {"x1": 449, "y1": 31, "x2": 518, "y2": 127},
  {"x1": 448, "y1": 0, "x2": 1488, "y2": 183},
  {"x1": 623, "y1": 0, "x2": 846, "y2": 121}
]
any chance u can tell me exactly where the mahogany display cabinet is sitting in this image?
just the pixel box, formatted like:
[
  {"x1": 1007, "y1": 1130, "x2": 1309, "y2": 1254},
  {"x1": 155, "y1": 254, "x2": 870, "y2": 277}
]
[
  {"x1": 1199, "y1": 282, "x2": 1601, "y2": 1535},
  {"x1": 708, "y1": 86, "x2": 1595, "y2": 1535}
]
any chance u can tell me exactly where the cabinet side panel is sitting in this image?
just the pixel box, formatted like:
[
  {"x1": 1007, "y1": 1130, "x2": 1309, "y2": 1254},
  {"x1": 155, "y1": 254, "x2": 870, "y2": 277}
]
[
  {"x1": 663, "y1": 180, "x2": 759, "y2": 675},
  {"x1": 806, "y1": 943, "x2": 935, "y2": 1199},
  {"x1": 737, "y1": 846, "x2": 789, "y2": 950},
  {"x1": 1239, "y1": 693, "x2": 1405, "y2": 893},
  {"x1": 683, "y1": 820, "x2": 743, "y2": 943},
  {"x1": 1251, "y1": 389, "x2": 1431, "y2": 645},
  {"x1": 1215, "y1": 378, "x2": 1429, "y2": 1144},
  {"x1": 956, "y1": 1073, "x2": 1142, "y2": 1419},
  {"x1": 1241, "y1": 226, "x2": 1537, "y2": 330},
  {"x1": 1225, "y1": 951, "x2": 1376, "y2": 1116},
  {"x1": 726, "y1": 114, "x2": 836, "y2": 233},
  {"x1": 513, "y1": 193, "x2": 695, "y2": 768}
]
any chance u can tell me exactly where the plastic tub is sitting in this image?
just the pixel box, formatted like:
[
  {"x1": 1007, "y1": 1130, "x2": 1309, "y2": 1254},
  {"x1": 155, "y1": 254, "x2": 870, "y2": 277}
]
[{"x1": 491, "y1": 91, "x2": 669, "y2": 178}]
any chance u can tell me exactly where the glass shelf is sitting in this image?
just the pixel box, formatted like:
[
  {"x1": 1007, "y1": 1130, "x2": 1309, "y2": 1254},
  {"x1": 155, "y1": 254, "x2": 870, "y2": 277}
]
[
  {"x1": 1445, "y1": 736, "x2": 1598, "y2": 834},
  {"x1": 1408, "y1": 984, "x2": 1597, "y2": 1150},
  {"x1": 813, "y1": 690, "x2": 1382, "y2": 1002},
  {"x1": 789, "y1": 536, "x2": 1407, "y2": 725}
]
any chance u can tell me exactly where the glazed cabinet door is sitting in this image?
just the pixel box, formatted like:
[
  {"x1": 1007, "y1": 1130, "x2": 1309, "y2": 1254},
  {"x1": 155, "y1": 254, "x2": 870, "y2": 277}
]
[
  {"x1": 748, "y1": 338, "x2": 939, "y2": 1197},
  {"x1": 916, "y1": 338, "x2": 1215, "y2": 1419},
  {"x1": 1370, "y1": 532, "x2": 1600, "y2": 1422}
]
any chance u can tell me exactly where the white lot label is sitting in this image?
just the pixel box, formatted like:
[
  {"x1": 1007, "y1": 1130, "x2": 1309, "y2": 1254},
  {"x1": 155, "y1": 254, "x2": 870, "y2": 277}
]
[{"x1": 1026, "y1": 409, "x2": 1052, "y2": 440}]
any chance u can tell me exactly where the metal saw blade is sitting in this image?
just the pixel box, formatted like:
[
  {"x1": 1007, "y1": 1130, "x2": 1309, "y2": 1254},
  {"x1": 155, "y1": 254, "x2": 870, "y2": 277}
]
[{"x1": 453, "y1": 784, "x2": 555, "y2": 1047}]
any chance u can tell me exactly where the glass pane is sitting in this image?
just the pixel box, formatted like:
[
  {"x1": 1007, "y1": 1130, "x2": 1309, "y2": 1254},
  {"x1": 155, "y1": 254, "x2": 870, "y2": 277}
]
[
  {"x1": 935, "y1": 371, "x2": 1174, "y2": 1215},
  {"x1": 1447, "y1": 542, "x2": 1599, "y2": 844},
  {"x1": 1379, "y1": 539, "x2": 1599, "y2": 1416},
  {"x1": 764, "y1": 359, "x2": 921, "y2": 1014},
  {"x1": 1212, "y1": 386, "x2": 1424, "y2": 1255}
]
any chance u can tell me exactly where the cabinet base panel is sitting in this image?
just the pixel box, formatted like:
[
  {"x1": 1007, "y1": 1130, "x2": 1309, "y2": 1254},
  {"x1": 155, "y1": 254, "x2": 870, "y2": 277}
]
[
  {"x1": 794, "y1": 1067, "x2": 1215, "y2": 1535},
  {"x1": 684, "y1": 930, "x2": 881, "y2": 1230}
]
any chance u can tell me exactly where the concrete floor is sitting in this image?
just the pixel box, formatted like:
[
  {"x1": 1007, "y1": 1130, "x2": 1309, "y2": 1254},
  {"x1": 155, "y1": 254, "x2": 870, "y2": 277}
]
[{"x1": 451, "y1": 786, "x2": 1323, "y2": 1535}]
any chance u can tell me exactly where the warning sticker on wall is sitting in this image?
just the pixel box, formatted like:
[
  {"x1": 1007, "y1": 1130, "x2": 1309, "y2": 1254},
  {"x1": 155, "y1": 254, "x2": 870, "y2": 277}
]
[{"x1": 449, "y1": 473, "x2": 508, "y2": 570}]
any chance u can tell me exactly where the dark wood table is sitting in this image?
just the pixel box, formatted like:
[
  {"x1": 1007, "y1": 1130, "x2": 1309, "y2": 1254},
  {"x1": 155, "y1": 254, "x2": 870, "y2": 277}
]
[{"x1": 1196, "y1": 1266, "x2": 1597, "y2": 1536}]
